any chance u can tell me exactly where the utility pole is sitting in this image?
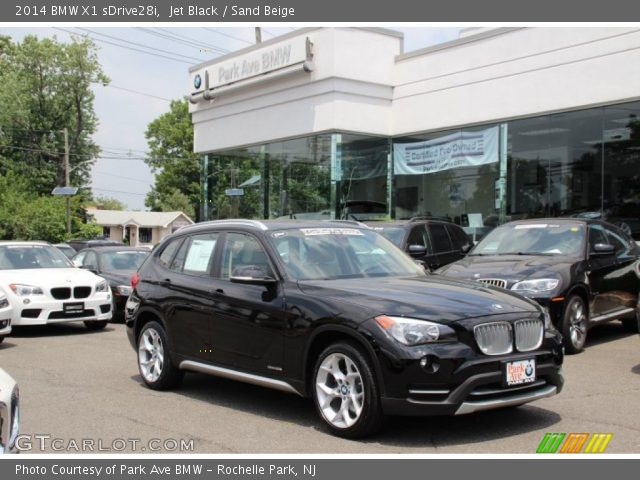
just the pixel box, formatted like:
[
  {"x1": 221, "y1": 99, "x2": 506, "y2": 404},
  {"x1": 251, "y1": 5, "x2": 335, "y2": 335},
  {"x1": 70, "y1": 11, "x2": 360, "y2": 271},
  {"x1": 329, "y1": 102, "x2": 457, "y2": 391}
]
[
  {"x1": 63, "y1": 127, "x2": 71, "y2": 234},
  {"x1": 255, "y1": 27, "x2": 262, "y2": 43}
]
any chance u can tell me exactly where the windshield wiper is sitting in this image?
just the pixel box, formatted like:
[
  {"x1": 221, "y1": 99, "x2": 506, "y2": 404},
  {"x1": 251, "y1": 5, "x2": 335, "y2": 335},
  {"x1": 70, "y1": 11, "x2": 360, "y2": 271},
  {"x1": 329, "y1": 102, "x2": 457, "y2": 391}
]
[{"x1": 496, "y1": 252, "x2": 556, "y2": 256}]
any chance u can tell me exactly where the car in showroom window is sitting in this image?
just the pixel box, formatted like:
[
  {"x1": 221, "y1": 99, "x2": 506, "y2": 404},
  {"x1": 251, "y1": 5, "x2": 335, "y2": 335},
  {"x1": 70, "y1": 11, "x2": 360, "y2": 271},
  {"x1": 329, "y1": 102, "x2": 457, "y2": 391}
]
[
  {"x1": 438, "y1": 219, "x2": 640, "y2": 353},
  {"x1": 0, "y1": 242, "x2": 113, "y2": 330},
  {"x1": 125, "y1": 220, "x2": 564, "y2": 438}
]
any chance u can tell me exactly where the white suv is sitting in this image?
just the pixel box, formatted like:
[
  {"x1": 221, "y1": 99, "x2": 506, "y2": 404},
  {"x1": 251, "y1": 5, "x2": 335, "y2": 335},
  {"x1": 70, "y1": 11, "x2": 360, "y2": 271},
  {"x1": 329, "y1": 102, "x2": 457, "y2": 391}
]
[
  {"x1": 0, "y1": 242, "x2": 112, "y2": 330},
  {"x1": 0, "y1": 368, "x2": 19, "y2": 454}
]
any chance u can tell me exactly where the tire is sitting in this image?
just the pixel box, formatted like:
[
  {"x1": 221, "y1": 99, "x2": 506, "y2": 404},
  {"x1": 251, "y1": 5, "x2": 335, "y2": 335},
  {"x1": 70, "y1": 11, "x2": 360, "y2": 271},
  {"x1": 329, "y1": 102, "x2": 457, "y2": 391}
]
[
  {"x1": 84, "y1": 320, "x2": 108, "y2": 331},
  {"x1": 137, "y1": 321, "x2": 183, "y2": 390},
  {"x1": 561, "y1": 295, "x2": 588, "y2": 354},
  {"x1": 312, "y1": 342, "x2": 385, "y2": 438},
  {"x1": 621, "y1": 310, "x2": 640, "y2": 333},
  {"x1": 0, "y1": 336, "x2": 4, "y2": 344}
]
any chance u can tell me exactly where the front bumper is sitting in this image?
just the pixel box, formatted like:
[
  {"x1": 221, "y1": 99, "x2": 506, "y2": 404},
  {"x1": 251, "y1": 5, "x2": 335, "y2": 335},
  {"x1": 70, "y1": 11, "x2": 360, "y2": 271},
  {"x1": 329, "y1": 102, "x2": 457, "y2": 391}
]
[
  {"x1": 0, "y1": 308, "x2": 11, "y2": 336},
  {"x1": 10, "y1": 293, "x2": 112, "y2": 326},
  {"x1": 360, "y1": 317, "x2": 564, "y2": 417}
]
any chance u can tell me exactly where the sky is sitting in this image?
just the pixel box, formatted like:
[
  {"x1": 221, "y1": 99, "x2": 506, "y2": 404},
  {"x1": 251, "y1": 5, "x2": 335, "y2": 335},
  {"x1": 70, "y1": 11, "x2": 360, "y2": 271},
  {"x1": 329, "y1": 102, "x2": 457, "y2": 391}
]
[{"x1": 0, "y1": 26, "x2": 461, "y2": 210}]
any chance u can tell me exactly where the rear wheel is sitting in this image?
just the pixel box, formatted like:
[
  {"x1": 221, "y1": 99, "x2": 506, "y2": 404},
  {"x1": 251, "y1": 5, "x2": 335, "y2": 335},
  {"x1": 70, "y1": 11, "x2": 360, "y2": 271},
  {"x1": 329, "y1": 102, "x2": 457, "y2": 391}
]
[
  {"x1": 562, "y1": 295, "x2": 588, "y2": 354},
  {"x1": 312, "y1": 342, "x2": 385, "y2": 438},
  {"x1": 0, "y1": 336, "x2": 4, "y2": 344},
  {"x1": 621, "y1": 310, "x2": 640, "y2": 333},
  {"x1": 137, "y1": 321, "x2": 183, "y2": 390},
  {"x1": 84, "y1": 320, "x2": 108, "y2": 331}
]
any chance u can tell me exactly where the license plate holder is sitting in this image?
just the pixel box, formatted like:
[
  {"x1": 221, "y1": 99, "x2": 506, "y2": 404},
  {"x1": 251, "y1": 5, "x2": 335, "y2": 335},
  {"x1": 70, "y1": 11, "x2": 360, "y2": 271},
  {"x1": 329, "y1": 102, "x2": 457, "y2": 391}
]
[
  {"x1": 63, "y1": 302, "x2": 85, "y2": 313},
  {"x1": 504, "y1": 359, "x2": 536, "y2": 386}
]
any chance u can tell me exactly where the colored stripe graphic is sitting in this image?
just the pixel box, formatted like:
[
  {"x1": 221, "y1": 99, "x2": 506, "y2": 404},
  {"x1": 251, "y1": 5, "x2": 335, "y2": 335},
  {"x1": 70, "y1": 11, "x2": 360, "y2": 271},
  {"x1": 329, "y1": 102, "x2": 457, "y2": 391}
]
[
  {"x1": 584, "y1": 433, "x2": 613, "y2": 453},
  {"x1": 537, "y1": 433, "x2": 566, "y2": 453}
]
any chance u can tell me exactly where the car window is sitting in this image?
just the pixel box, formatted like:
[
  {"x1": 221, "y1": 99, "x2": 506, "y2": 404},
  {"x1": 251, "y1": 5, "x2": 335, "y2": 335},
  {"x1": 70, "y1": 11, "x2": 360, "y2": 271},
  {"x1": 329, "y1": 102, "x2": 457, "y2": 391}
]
[
  {"x1": 72, "y1": 251, "x2": 87, "y2": 267},
  {"x1": 169, "y1": 239, "x2": 191, "y2": 272},
  {"x1": 428, "y1": 223, "x2": 453, "y2": 253},
  {"x1": 473, "y1": 223, "x2": 586, "y2": 256},
  {"x1": 604, "y1": 226, "x2": 631, "y2": 253},
  {"x1": 182, "y1": 233, "x2": 219, "y2": 275},
  {"x1": 588, "y1": 225, "x2": 608, "y2": 250},
  {"x1": 84, "y1": 251, "x2": 98, "y2": 268},
  {"x1": 100, "y1": 251, "x2": 149, "y2": 271},
  {"x1": 374, "y1": 226, "x2": 405, "y2": 247},
  {"x1": 157, "y1": 238, "x2": 182, "y2": 269},
  {"x1": 406, "y1": 225, "x2": 431, "y2": 251},
  {"x1": 220, "y1": 233, "x2": 273, "y2": 280},
  {"x1": 0, "y1": 245, "x2": 73, "y2": 269},
  {"x1": 446, "y1": 224, "x2": 470, "y2": 250}
]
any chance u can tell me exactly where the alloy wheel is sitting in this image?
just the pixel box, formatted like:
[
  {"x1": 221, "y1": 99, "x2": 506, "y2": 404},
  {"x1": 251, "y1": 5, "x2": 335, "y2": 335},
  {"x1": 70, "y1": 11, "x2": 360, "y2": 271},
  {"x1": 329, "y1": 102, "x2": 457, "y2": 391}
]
[
  {"x1": 569, "y1": 299, "x2": 587, "y2": 349},
  {"x1": 315, "y1": 353, "x2": 365, "y2": 429},
  {"x1": 138, "y1": 328, "x2": 165, "y2": 383}
]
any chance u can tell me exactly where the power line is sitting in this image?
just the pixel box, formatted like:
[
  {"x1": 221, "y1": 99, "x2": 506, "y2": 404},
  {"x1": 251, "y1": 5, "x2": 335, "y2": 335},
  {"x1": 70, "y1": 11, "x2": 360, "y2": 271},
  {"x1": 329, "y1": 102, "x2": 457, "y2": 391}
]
[
  {"x1": 92, "y1": 170, "x2": 151, "y2": 184},
  {"x1": 146, "y1": 27, "x2": 230, "y2": 54},
  {"x1": 53, "y1": 28, "x2": 195, "y2": 65},
  {"x1": 76, "y1": 27, "x2": 205, "y2": 62},
  {"x1": 92, "y1": 187, "x2": 148, "y2": 197},
  {"x1": 201, "y1": 27, "x2": 253, "y2": 46},
  {"x1": 0, "y1": 144, "x2": 196, "y2": 163},
  {"x1": 101, "y1": 84, "x2": 172, "y2": 102}
]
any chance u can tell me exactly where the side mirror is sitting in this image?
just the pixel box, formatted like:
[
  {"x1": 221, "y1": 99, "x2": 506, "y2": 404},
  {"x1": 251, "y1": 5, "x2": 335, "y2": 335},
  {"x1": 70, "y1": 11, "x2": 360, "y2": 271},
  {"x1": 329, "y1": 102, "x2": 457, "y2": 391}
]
[
  {"x1": 407, "y1": 244, "x2": 427, "y2": 258},
  {"x1": 230, "y1": 266, "x2": 278, "y2": 287},
  {"x1": 590, "y1": 243, "x2": 615, "y2": 256},
  {"x1": 461, "y1": 244, "x2": 472, "y2": 254}
]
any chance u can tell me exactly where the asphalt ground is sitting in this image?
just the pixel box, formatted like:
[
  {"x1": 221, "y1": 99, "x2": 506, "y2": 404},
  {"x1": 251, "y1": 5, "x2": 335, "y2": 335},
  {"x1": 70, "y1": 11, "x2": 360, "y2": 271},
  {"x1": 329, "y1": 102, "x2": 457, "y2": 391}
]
[{"x1": 1, "y1": 321, "x2": 639, "y2": 454}]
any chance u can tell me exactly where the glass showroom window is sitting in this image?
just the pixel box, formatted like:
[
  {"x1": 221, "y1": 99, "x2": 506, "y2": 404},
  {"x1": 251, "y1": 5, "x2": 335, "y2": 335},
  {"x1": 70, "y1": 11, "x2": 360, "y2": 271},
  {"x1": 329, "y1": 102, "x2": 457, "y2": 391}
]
[
  {"x1": 506, "y1": 107, "x2": 604, "y2": 220},
  {"x1": 393, "y1": 125, "x2": 500, "y2": 232},
  {"x1": 334, "y1": 134, "x2": 390, "y2": 220}
]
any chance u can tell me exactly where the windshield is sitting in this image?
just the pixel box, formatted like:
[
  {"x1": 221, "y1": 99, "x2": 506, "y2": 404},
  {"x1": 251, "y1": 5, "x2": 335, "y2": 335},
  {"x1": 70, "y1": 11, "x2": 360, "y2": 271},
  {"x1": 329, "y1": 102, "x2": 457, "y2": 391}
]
[
  {"x1": 373, "y1": 227, "x2": 405, "y2": 247},
  {"x1": 0, "y1": 245, "x2": 74, "y2": 269},
  {"x1": 472, "y1": 223, "x2": 586, "y2": 256},
  {"x1": 100, "y1": 251, "x2": 149, "y2": 271},
  {"x1": 267, "y1": 227, "x2": 424, "y2": 281}
]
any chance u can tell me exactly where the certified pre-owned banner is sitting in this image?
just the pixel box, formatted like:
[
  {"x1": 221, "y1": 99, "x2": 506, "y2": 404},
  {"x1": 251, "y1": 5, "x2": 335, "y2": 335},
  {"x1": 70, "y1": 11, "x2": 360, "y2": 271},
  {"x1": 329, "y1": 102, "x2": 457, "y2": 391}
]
[{"x1": 394, "y1": 126, "x2": 499, "y2": 176}]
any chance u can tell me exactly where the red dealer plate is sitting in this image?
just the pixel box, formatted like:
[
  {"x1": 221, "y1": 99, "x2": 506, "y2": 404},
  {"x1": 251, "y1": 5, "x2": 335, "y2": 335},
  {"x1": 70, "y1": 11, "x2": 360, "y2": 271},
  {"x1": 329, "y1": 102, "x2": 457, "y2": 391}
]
[{"x1": 505, "y1": 359, "x2": 536, "y2": 386}]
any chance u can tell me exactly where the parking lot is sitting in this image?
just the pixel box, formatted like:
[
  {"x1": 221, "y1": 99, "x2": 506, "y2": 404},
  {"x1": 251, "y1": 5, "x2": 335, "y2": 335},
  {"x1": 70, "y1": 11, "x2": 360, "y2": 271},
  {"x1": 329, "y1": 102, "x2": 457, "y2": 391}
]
[{"x1": 1, "y1": 321, "x2": 639, "y2": 453}]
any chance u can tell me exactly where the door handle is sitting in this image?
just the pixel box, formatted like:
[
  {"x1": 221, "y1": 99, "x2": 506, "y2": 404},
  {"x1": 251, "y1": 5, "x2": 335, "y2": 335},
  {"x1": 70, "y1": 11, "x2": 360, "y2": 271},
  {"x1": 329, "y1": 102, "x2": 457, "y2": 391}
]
[
  {"x1": 159, "y1": 278, "x2": 171, "y2": 286},
  {"x1": 212, "y1": 288, "x2": 224, "y2": 295}
]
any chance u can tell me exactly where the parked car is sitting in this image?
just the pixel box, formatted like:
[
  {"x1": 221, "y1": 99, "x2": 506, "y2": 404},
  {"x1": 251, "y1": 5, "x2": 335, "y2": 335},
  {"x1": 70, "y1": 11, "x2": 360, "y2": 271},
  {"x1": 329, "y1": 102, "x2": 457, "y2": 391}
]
[
  {"x1": 369, "y1": 218, "x2": 473, "y2": 270},
  {"x1": 438, "y1": 219, "x2": 640, "y2": 354},
  {"x1": 0, "y1": 241, "x2": 113, "y2": 330},
  {"x1": 0, "y1": 368, "x2": 19, "y2": 454},
  {"x1": 53, "y1": 243, "x2": 77, "y2": 259},
  {"x1": 573, "y1": 202, "x2": 640, "y2": 241},
  {"x1": 67, "y1": 239, "x2": 124, "y2": 252},
  {"x1": 125, "y1": 220, "x2": 564, "y2": 438},
  {"x1": 72, "y1": 247, "x2": 150, "y2": 320},
  {"x1": 0, "y1": 290, "x2": 12, "y2": 344}
]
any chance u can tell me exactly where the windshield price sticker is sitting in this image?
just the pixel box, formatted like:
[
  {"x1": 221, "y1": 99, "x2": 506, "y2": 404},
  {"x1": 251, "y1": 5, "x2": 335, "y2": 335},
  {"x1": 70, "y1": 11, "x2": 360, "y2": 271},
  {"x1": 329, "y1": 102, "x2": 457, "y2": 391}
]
[{"x1": 300, "y1": 228, "x2": 364, "y2": 236}]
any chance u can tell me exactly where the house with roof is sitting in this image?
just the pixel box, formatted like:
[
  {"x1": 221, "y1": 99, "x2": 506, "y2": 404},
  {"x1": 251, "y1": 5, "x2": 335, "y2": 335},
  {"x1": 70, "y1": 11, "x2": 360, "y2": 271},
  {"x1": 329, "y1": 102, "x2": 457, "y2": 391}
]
[{"x1": 86, "y1": 209, "x2": 194, "y2": 247}]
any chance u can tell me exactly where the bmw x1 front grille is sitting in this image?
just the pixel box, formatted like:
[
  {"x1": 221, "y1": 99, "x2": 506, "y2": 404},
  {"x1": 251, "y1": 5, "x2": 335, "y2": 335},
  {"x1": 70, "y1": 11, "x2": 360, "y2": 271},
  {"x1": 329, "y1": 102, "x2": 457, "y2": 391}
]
[{"x1": 474, "y1": 319, "x2": 544, "y2": 355}]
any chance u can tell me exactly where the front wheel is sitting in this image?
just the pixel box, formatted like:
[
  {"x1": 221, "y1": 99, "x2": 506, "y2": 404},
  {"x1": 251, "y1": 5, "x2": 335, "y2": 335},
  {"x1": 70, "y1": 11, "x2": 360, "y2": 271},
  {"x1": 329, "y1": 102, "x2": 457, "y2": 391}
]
[
  {"x1": 0, "y1": 335, "x2": 4, "y2": 344},
  {"x1": 621, "y1": 309, "x2": 640, "y2": 333},
  {"x1": 312, "y1": 342, "x2": 385, "y2": 438},
  {"x1": 562, "y1": 295, "x2": 588, "y2": 354}
]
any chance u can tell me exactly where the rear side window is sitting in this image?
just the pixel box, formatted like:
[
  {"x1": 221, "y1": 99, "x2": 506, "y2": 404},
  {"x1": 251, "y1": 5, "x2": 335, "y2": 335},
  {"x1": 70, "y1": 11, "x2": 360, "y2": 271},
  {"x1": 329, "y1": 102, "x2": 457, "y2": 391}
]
[
  {"x1": 428, "y1": 223, "x2": 453, "y2": 253},
  {"x1": 157, "y1": 238, "x2": 182, "y2": 269},
  {"x1": 182, "y1": 233, "x2": 219, "y2": 275}
]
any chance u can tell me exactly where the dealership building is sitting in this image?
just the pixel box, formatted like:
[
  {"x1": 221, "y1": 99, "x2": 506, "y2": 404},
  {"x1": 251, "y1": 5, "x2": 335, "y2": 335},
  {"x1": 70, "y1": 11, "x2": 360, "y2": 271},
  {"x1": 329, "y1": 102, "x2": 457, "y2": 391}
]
[{"x1": 188, "y1": 27, "x2": 640, "y2": 234}]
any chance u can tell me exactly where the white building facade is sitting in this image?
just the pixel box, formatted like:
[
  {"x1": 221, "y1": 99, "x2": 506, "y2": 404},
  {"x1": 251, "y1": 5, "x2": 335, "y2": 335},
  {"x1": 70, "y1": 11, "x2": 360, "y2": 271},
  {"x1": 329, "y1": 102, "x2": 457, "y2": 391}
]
[{"x1": 189, "y1": 27, "x2": 640, "y2": 236}]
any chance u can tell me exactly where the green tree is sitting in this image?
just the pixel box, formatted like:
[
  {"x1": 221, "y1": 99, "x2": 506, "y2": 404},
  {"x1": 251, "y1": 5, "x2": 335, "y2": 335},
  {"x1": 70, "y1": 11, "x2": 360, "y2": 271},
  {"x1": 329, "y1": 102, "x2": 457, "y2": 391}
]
[
  {"x1": 156, "y1": 188, "x2": 195, "y2": 219},
  {"x1": 93, "y1": 195, "x2": 125, "y2": 211},
  {"x1": 144, "y1": 100, "x2": 201, "y2": 219},
  {"x1": 0, "y1": 34, "x2": 109, "y2": 196}
]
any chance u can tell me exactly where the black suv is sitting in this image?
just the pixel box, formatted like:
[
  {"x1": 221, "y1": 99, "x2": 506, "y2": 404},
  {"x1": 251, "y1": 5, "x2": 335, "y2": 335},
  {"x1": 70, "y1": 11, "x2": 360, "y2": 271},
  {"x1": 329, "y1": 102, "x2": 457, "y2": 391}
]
[
  {"x1": 125, "y1": 220, "x2": 563, "y2": 438},
  {"x1": 369, "y1": 218, "x2": 472, "y2": 271},
  {"x1": 438, "y1": 219, "x2": 640, "y2": 354}
]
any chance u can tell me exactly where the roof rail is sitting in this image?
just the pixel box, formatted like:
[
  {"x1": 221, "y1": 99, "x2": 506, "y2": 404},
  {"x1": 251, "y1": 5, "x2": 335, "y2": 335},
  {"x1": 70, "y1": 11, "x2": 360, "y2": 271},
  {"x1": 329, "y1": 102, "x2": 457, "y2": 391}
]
[
  {"x1": 408, "y1": 215, "x2": 452, "y2": 224},
  {"x1": 192, "y1": 219, "x2": 269, "y2": 231},
  {"x1": 323, "y1": 219, "x2": 371, "y2": 229}
]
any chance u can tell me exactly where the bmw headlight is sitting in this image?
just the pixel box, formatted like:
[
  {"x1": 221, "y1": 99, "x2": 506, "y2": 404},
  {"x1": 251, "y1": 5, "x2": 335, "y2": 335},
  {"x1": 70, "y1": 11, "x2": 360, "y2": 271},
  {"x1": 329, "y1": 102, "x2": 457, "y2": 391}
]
[
  {"x1": 115, "y1": 285, "x2": 132, "y2": 296},
  {"x1": 0, "y1": 296, "x2": 8, "y2": 309},
  {"x1": 375, "y1": 315, "x2": 456, "y2": 345},
  {"x1": 9, "y1": 284, "x2": 43, "y2": 296},
  {"x1": 511, "y1": 278, "x2": 559, "y2": 293},
  {"x1": 95, "y1": 280, "x2": 109, "y2": 293}
]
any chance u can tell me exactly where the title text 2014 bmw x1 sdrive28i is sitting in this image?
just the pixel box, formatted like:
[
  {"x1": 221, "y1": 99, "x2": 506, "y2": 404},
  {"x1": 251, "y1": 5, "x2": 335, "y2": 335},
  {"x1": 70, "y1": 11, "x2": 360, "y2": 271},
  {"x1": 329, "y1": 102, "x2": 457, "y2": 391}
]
[{"x1": 125, "y1": 220, "x2": 564, "y2": 438}]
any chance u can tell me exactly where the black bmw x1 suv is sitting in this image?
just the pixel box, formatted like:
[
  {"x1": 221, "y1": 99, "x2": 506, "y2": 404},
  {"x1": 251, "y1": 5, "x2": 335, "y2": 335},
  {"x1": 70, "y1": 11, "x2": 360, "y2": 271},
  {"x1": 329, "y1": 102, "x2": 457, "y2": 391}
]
[{"x1": 125, "y1": 220, "x2": 564, "y2": 438}]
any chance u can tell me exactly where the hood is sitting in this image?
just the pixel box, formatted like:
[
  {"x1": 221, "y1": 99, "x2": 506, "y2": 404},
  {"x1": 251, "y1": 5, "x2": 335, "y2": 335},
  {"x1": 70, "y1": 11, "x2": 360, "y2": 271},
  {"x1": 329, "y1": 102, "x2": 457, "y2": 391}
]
[
  {"x1": 438, "y1": 254, "x2": 576, "y2": 285},
  {"x1": 0, "y1": 267, "x2": 104, "y2": 287},
  {"x1": 297, "y1": 275, "x2": 538, "y2": 323}
]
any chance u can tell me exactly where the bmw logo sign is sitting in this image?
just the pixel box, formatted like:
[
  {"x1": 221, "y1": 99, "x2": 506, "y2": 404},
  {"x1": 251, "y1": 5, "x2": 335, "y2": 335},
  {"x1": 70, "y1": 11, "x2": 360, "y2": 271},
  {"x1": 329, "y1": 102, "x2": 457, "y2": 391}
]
[
  {"x1": 194, "y1": 74, "x2": 202, "y2": 89},
  {"x1": 525, "y1": 363, "x2": 534, "y2": 376}
]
